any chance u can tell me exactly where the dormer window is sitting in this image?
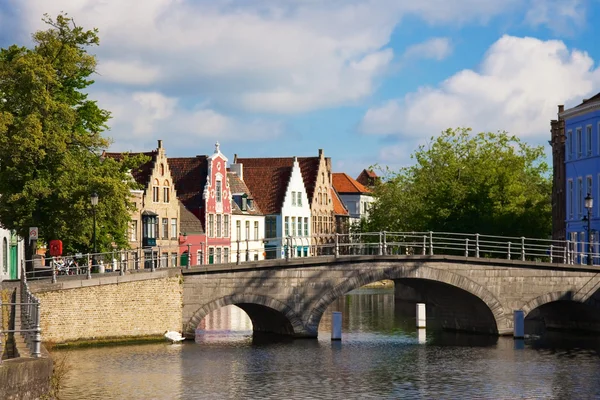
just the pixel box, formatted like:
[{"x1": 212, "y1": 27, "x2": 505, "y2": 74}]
[
  {"x1": 216, "y1": 180, "x2": 222, "y2": 203},
  {"x1": 241, "y1": 194, "x2": 247, "y2": 211}
]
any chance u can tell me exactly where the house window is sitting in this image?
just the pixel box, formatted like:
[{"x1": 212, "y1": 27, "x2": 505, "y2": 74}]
[
  {"x1": 209, "y1": 214, "x2": 214, "y2": 238},
  {"x1": 266, "y1": 216, "x2": 277, "y2": 238},
  {"x1": 161, "y1": 252, "x2": 168, "y2": 268},
  {"x1": 254, "y1": 221, "x2": 259, "y2": 240},
  {"x1": 217, "y1": 214, "x2": 222, "y2": 237},
  {"x1": 163, "y1": 186, "x2": 170, "y2": 203},
  {"x1": 216, "y1": 180, "x2": 222, "y2": 203},
  {"x1": 568, "y1": 179, "x2": 574, "y2": 219},
  {"x1": 160, "y1": 163, "x2": 165, "y2": 176},
  {"x1": 224, "y1": 215, "x2": 229, "y2": 237},
  {"x1": 208, "y1": 248, "x2": 214, "y2": 264},
  {"x1": 162, "y1": 218, "x2": 169, "y2": 239},
  {"x1": 297, "y1": 192, "x2": 302, "y2": 206},
  {"x1": 285, "y1": 217, "x2": 289, "y2": 236},
  {"x1": 577, "y1": 128, "x2": 582, "y2": 158},
  {"x1": 197, "y1": 250, "x2": 202, "y2": 266},
  {"x1": 171, "y1": 218, "x2": 177, "y2": 238},
  {"x1": 292, "y1": 191, "x2": 296, "y2": 206},
  {"x1": 578, "y1": 177, "x2": 583, "y2": 218},
  {"x1": 587, "y1": 126, "x2": 593, "y2": 156},
  {"x1": 245, "y1": 221, "x2": 250, "y2": 240},
  {"x1": 216, "y1": 247, "x2": 222, "y2": 264},
  {"x1": 292, "y1": 217, "x2": 296, "y2": 237},
  {"x1": 171, "y1": 252, "x2": 178, "y2": 267},
  {"x1": 142, "y1": 215, "x2": 157, "y2": 242},
  {"x1": 304, "y1": 217, "x2": 309, "y2": 236},
  {"x1": 153, "y1": 186, "x2": 159, "y2": 202},
  {"x1": 236, "y1": 220, "x2": 241, "y2": 240},
  {"x1": 224, "y1": 248, "x2": 229, "y2": 264},
  {"x1": 130, "y1": 220, "x2": 138, "y2": 241},
  {"x1": 567, "y1": 130, "x2": 572, "y2": 160}
]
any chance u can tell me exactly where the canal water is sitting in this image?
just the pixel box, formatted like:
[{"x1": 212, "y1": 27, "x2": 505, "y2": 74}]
[{"x1": 57, "y1": 288, "x2": 600, "y2": 399}]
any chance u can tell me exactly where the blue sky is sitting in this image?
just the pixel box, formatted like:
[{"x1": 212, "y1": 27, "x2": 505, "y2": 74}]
[{"x1": 1, "y1": 0, "x2": 600, "y2": 177}]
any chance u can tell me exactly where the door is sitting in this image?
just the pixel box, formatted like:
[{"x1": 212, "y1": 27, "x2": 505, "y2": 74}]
[{"x1": 9, "y1": 245, "x2": 17, "y2": 279}]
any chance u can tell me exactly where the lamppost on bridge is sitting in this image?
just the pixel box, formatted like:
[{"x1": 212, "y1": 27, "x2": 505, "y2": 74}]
[
  {"x1": 91, "y1": 192, "x2": 99, "y2": 269},
  {"x1": 585, "y1": 193, "x2": 593, "y2": 265}
]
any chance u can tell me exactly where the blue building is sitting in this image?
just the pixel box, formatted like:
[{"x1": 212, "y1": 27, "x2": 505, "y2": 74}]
[{"x1": 562, "y1": 93, "x2": 600, "y2": 262}]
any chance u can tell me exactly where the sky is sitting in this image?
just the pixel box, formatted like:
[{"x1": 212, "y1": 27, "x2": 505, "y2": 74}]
[{"x1": 1, "y1": 0, "x2": 600, "y2": 177}]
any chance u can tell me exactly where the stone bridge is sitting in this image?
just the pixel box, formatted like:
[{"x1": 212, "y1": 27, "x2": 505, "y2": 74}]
[
  {"x1": 182, "y1": 255, "x2": 600, "y2": 337},
  {"x1": 9, "y1": 253, "x2": 600, "y2": 344}
]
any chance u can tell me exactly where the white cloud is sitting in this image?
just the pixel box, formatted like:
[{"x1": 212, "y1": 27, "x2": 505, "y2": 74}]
[
  {"x1": 525, "y1": 0, "x2": 587, "y2": 34},
  {"x1": 94, "y1": 90, "x2": 283, "y2": 152},
  {"x1": 7, "y1": 0, "x2": 536, "y2": 114},
  {"x1": 360, "y1": 35, "x2": 600, "y2": 141},
  {"x1": 403, "y1": 38, "x2": 453, "y2": 61}
]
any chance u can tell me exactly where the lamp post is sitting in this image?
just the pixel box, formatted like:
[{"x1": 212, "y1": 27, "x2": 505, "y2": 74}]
[
  {"x1": 91, "y1": 192, "x2": 98, "y2": 269},
  {"x1": 585, "y1": 193, "x2": 593, "y2": 265}
]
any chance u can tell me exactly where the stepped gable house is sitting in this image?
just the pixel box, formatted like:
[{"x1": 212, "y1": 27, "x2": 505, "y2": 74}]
[
  {"x1": 235, "y1": 149, "x2": 334, "y2": 254},
  {"x1": 102, "y1": 140, "x2": 181, "y2": 268},
  {"x1": 169, "y1": 143, "x2": 232, "y2": 264},
  {"x1": 227, "y1": 166, "x2": 265, "y2": 263},
  {"x1": 232, "y1": 156, "x2": 311, "y2": 259}
]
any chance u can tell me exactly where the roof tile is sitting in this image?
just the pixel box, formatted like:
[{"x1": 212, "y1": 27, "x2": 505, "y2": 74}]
[
  {"x1": 168, "y1": 156, "x2": 209, "y2": 212},
  {"x1": 333, "y1": 173, "x2": 371, "y2": 194}
]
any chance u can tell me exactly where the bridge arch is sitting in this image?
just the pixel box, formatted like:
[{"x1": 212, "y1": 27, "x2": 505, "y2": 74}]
[
  {"x1": 306, "y1": 262, "x2": 509, "y2": 335},
  {"x1": 184, "y1": 293, "x2": 306, "y2": 338},
  {"x1": 521, "y1": 290, "x2": 600, "y2": 316}
]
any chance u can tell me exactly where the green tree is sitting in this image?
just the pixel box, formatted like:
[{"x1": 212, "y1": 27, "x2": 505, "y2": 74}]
[
  {"x1": 362, "y1": 128, "x2": 551, "y2": 238},
  {"x1": 0, "y1": 14, "x2": 143, "y2": 257}
]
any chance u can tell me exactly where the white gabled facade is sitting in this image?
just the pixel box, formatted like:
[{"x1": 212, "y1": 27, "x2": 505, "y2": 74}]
[
  {"x1": 0, "y1": 229, "x2": 25, "y2": 281},
  {"x1": 231, "y1": 212, "x2": 265, "y2": 262},
  {"x1": 279, "y1": 157, "x2": 312, "y2": 258}
]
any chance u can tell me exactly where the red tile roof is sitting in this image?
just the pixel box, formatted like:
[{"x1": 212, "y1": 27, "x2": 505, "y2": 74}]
[
  {"x1": 356, "y1": 169, "x2": 379, "y2": 187},
  {"x1": 102, "y1": 151, "x2": 157, "y2": 187},
  {"x1": 180, "y1": 203, "x2": 204, "y2": 234},
  {"x1": 235, "y1": 157, "x2": 323, "y2": 201},
  {"x1": 333, "y1": 173, "x2": 371, "y2": 194},
  {"x1": 241, "y1": 165, "x2": 292, "y2": 215},
  {"x1": 168, "y1": 156, "x2": 208, "y2": 212},
  {"x1": 331, "y1": 188, "x2": 349, "y2": 216}
]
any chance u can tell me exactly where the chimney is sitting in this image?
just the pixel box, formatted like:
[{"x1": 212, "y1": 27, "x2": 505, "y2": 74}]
[
  {"x1": 318, "y1": 149, "x2": 323, "y2": 157},
  {"x1": 234, "y1": 153, "x2": 238, "y2": 163},
  {"x1": 157, "y1": 139, "x2": 163, "y2": 149},
  {"x1": 558, "y1": 105, "x2": 564, "y2": 113},
  {"x1": 230, "y1": 163, "x2": 243, "y2": 181}
]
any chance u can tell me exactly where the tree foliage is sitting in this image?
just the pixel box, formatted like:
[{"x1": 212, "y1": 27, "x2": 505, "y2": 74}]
[
  {"x1": 0, "y1": 14, "x2": 143, "y2": 254},
  {"x1": 361, "y1": 128, "x2": 551, "y2": 238}
]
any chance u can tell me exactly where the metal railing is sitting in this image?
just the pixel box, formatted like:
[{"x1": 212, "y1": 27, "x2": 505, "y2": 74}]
[
  {"x1": 20, "y1": 231, "x2": 598, "y2": 283},
  {"x1": 0, "y1": 262, "x2": 42, "y2": 362}
]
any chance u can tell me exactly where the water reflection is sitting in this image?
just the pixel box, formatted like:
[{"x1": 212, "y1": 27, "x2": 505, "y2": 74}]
[{"x1": 57, "y1": 287, "x2": 600, "y2": 400}]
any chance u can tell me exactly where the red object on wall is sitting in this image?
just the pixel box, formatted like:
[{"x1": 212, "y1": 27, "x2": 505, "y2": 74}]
[{"x1": 49, "y1": 240, "x2": 63, "y2": 257}]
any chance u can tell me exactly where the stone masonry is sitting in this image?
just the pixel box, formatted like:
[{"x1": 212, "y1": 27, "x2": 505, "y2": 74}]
[{"x1": 26, "y1": 269, "x2": 182, "y2": 344}]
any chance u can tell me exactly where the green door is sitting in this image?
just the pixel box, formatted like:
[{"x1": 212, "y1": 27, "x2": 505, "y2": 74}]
[{"x1": 10, "y1": 245, "x2": 17, "y2": 279}]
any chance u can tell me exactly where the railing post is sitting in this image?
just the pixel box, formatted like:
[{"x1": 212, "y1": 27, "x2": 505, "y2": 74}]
[
  {"x1": 383, "y1": 231, "x2": 387, "y2": 255},
  {"x1": 120, "y1": 250, "x2": 125, "y2": 276},
  {"x1": 422, "y1": 235, "x2": 426, "y2": 256},
  {"x1": 157, "y1": 245, "x2": 161, "y2": 268},
  {"x1": 32, "y1": 299, "x2": 41, "y2": 358},
  {"x1": 549, "y1": 244, "x2": 554, "y2": 263},
  {"x1": 334, "y1": 233, "x2": 339, "y2": 259},
  {"x1": 51, "y1": 256, "x2": 57, "y2": 283},
  {"x1": 465, "y1": 238, "x2": 469, "y2": 257},
  {"x1": 378, "y1": 232, "x2": 383, "y2": 256},
  {"x1": 429, "y1": 231, "x2": 433, "y2": 256},
  {"x1": 236, "y1": 240, "x2": 241, "y2": 265},
  {"x1": 475, "y1": 234, "x2": 480, "y2": 258},
  {"x1": 86, "y1": 253, "x2": 92, "y2": 279},
  {"x1": 187, "y1": 244, "x2": 192, "y2": 268},
  {"x1": 507, "y1": 242, "x2": 511, "y2": 260},
  {"x1": 286, "y1": 237, "x2": 291, "y2": 261},
  {"x1": 521, "y1": 237, "x2": 525, "y2": 261},
  {"x1": 246, "y1": 238, "x2": 250, "y2": 261},
  {"x1": 151, "y1": 249, "x2": 156, "y2": 272}
]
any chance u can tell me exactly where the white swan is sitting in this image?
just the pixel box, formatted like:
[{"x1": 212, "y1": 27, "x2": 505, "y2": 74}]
[{"x1": 164, "y1": 331, "x2": 185, "y2": 344}]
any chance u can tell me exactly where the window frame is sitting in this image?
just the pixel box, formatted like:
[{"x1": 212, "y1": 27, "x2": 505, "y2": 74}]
[
  {"x1": 171, "y1": 218, "x2": 177, "y2": 239},
  {"x1": 162, "y1": 218, "x2": 169, "y2": 239},
  {"x1": 577, "y1": 128, "x2": 583, "y2": 158},
  {"x1": 587, "y1": 125, "x2": 593, "y2": 156}
]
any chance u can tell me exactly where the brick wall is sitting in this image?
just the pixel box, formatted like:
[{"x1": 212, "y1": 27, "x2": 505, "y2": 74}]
[{"x1": 29, "y1": 269, "x2": 183, "y2": 344}]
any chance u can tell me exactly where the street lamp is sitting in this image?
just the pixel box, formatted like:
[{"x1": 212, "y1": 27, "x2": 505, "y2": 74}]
[
  {"x1": 91, "y1": 192, "x2": 98, "y2": 268},
  {"x1": 585, "y1": 193, "x2": 593, "y2": 265}
]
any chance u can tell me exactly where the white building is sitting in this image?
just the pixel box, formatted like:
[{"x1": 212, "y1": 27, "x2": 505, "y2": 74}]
[
  {"x1": 227, "y1": 169, "x2": 265, "y2": 263},
  {"x1": 233, "y1": 157, "x2": 311, "y2": 259},
  {"x1": 0, "y1": 229, "x2": 25, "y2": 281},
  {"x1": 332, "y1": 173, "x2": 374, "y2": 225}
]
